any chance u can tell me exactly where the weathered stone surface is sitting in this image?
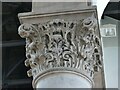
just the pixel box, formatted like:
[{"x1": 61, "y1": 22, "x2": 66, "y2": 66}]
[
  {"x1": 35, "y1": 72, "x2": 93, "y2": 88},
  {"x1": 18, "y1": 7, "x2": 105, "y2": 88},
  {"x1": 32, "y1": 2, "x2": 88, "y2": 13}
]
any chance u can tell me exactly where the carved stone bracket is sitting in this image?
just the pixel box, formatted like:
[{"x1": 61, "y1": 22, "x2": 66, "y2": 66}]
[{"x1": 18, "y1": 14, "x2": 103, "y2": 83}]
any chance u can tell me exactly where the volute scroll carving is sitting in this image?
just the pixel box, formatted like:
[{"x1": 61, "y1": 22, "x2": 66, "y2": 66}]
[{"x1": 18, "y1": 15, "x2": 103, "y2": 79}]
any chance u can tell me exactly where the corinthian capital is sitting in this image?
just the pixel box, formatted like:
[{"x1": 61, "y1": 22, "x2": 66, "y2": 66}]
[{"x1": 18, "y1": 9, "x2": 105, "y2": 88}]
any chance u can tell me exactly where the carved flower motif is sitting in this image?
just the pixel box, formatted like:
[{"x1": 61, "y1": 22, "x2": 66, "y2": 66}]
[
  {"x1": 18, "y1": 23, "x2": 36, "y2": 38},
  {"x1": 18, "y1": 29, "x2": 29, "y2": 38},
  {"x1": 18, "y1": 19, "x2": 102, "y2": 79},
  {"x1": 82, "y1": 16, "x2": 96, "y2": 30}
]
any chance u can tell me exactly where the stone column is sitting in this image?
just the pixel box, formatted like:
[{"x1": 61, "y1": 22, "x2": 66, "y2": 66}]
[{"x1": 18, "y1": 2, "x2": 105, "y2": 88}]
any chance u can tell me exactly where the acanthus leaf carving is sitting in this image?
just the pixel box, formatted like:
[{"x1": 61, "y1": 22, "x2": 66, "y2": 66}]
[{"x1": 18, "y1": 15, "x2": 103, "y2": 79}]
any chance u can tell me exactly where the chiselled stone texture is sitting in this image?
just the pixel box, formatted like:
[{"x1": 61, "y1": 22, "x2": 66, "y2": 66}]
[{"x1": 18, "y1": 14, "x2": 103, "y2": 81}]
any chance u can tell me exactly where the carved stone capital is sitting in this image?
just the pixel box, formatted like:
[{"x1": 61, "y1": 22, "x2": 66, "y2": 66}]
[{"x1": 18, "y1": 9, "x2": 104, "y2": 88}]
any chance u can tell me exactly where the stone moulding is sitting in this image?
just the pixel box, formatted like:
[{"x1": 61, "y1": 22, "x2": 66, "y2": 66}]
[
  {"x1": 32, "y1": 70, "x2": 94, "y2": 88},
  {"x1": 18, "y1": 9, "x2": 105, "y2": 88}
]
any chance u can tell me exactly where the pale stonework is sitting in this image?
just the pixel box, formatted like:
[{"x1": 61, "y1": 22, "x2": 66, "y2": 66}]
[
  {"x1": 18, "y1": 2, "x2": 105, "y2": 88},
  {"x1": 35, "y1": 72, "x2": 93, "y2": 88}
]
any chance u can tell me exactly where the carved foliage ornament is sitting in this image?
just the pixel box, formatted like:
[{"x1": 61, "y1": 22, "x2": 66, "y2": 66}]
[{"x1": 18, "y1": 15, "x2": 103, "y2": 79}]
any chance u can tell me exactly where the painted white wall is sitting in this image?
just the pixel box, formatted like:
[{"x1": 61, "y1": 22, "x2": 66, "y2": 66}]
[
  {"x1": 103, "y1": 47, "x2": 118, "y2": 88},
  {"x1": 94, "y1": 0, "x2": 119, "y2": 87},
  {"x1": 101, "y1": 16, "x2": 119, "y2": 88}
]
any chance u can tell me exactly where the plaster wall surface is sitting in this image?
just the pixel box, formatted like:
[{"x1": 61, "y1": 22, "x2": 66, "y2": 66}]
[{"x1": 101, "y1": 16, "x2": 119, "y2": 88}]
